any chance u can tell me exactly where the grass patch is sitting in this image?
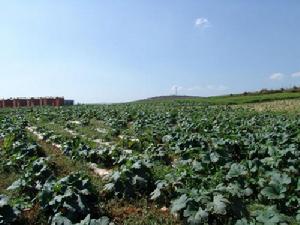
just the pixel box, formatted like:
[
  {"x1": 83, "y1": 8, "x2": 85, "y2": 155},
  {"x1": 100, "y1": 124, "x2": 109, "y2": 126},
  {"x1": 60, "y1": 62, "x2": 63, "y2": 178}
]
[
  {"x1": 107, "y1": 198, "x2": 181, "y2": 225},
  {"x1": 244, "y1": 99, "x2": 300, "y2": 114},
  {"x1": 0, "y1": 170, "x2": 19, "y2": 196}
]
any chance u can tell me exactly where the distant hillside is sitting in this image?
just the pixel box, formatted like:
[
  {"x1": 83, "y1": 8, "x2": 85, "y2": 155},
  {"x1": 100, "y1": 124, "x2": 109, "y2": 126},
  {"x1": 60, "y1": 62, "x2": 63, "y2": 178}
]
[
  {"x1": 145, "y1": 95, "x2": 200, "y2": 101},
  {"x1": 136, "y1": 87, "x2": 300, "y2": 105}
]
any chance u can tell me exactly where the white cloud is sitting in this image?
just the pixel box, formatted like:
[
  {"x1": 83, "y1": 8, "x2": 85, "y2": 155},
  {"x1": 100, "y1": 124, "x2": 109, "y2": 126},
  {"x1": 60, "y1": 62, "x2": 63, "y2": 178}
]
[
  {"x1": 206, "y1": 85, "x2": 228, "y2": 91},
  {"x1": 195, "y1": 17, "x2": 210, "y2": 29},
  {"x1": 170, "y1": 85, "x2": 183, "y2": 95},
  {"x1": 170, "y1": 84, "x2": 229, "y2": 95},
  {"x1": 291, "y1": 71, "x2": 300, "y2": 78},
  {"x1": 269, "y1": 73, "x2": 284, "y2": 81},
  {"x1": 171, "y1": 85, "x2": 183, "y2": 91}
]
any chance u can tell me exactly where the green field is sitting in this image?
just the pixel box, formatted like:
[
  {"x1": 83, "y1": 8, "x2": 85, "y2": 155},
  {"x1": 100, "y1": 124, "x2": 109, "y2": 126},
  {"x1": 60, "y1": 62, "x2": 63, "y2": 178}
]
[
  {"x1": 1, "y1": 96, "x2": 300, "y2": 225},
  {"x1": 139, "y1": 91, "x2": 300, "y2": 105}
]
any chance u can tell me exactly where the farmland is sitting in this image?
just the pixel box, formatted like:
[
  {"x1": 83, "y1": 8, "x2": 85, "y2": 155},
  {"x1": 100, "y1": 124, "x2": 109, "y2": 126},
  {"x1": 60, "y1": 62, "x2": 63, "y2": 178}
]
[
  {"x1": 245, "y1": 99, "x2": 300, "y2": 114},
  {"x1": 1, "y1": 99, "x2": 300, "y2": 225}
]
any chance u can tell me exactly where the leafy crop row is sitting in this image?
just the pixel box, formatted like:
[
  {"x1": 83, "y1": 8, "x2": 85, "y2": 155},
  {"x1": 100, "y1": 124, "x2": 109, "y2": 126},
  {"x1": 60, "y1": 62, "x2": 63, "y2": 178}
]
[{"x1": 0, "y1": 115, "x2": 113, "y2": 225}]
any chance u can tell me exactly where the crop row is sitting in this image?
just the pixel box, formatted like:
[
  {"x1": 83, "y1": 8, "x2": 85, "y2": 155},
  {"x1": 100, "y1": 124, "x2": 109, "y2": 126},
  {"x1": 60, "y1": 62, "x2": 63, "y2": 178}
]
[{"x1": 0, "y1": 115, "x2": 114, "y2": 225}]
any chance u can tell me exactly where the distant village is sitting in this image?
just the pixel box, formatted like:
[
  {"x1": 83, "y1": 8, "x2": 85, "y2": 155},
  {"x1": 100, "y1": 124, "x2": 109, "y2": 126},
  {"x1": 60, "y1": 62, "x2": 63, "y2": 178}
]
[{"x1": 0, "y1": 97, "x2": 74, "y2": 108}]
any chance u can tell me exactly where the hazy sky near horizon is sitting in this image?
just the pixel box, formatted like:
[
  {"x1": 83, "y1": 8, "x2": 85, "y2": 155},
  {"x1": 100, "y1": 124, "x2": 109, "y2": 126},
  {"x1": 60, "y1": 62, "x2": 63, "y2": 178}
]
[{"x1": 0, "y1": 1, "x2": 300, "y2": 103}]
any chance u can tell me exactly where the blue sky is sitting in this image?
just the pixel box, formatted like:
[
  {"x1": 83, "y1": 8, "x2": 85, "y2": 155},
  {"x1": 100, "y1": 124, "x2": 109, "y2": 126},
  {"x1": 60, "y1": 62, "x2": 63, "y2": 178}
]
[{"x1": 0, "y1": 1, "x2": 299, "y2": 103}]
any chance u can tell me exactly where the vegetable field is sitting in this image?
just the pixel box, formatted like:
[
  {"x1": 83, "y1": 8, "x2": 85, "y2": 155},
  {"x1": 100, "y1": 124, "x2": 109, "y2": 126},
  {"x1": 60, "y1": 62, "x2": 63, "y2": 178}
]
[{"x1": 1, "y1": 102, "x2": 300, "y2": 225}]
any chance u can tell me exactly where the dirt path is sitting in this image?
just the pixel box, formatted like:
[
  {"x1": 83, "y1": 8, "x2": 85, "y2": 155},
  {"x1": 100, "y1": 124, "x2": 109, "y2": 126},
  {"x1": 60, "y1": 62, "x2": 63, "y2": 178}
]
[
  {"x1": 26, "y1": 128, "x2": 181, "y2": 225},
  {"x1": 26, "y1": 131, "x2": 106, "y2": 190}
]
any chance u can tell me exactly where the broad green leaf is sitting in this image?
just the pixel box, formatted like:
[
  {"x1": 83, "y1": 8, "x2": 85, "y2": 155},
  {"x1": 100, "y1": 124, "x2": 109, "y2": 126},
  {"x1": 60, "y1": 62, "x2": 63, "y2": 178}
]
[
  {"x1": 51, "y1": 213, "x2": 73, "y2": 225},
  {"x1": 171, "y1": 194, "x2": 189, "y2": 214},
  {"x1": 235, "y1": 218, "x2": 249, "y2": 225},
  {"x1": 226, "y1": 163, "x2": 247, "y2": 179},
  {"x1": 211, "y1": 194, "x2": 229, "y2": 215},
  {"x1": 255, "y1": 206, "x2": 283, "y2": 224},
  {"x1": 0, "y1": 195, "x2": 8, "y2": 207},
  {"x1": 261, "y1": 186, "x2": 284, "y2": 200}
]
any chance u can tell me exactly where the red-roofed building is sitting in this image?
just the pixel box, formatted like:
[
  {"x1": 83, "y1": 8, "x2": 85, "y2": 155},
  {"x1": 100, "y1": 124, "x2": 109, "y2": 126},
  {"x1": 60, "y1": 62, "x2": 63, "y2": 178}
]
[{"x1": 0, "y1": 97, "x2": 72, "y2": 109}]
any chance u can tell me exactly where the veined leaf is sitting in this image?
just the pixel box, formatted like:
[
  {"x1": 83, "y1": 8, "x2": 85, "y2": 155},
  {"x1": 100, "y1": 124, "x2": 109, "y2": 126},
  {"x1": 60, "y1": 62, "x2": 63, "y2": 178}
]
[{"x1": 171, "y1": 194, "x2": 189, "y2": 214}]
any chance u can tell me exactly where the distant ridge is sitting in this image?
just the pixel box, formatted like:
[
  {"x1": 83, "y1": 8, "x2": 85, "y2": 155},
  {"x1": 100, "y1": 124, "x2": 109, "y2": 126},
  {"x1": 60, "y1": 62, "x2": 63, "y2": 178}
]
[
  {"x1": 135, "y1": 86, "x2": 300, "y2": 105},
  {"x1": 145, "y1": 95, "x2": 200, "y2": 101}
]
